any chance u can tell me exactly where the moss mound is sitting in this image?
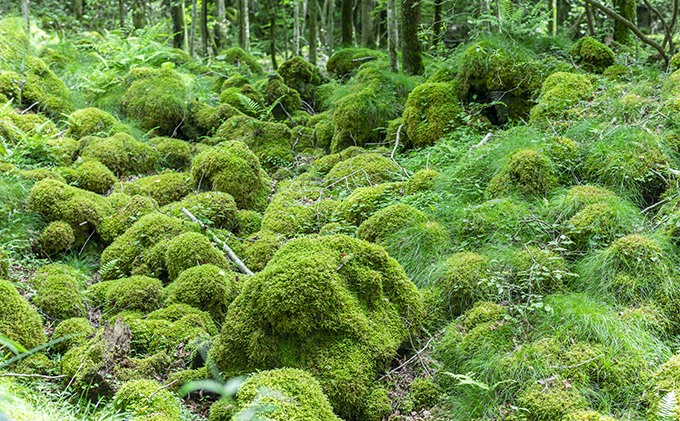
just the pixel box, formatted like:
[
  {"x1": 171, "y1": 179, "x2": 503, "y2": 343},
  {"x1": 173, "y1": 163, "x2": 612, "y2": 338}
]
[
  {"x1": 51, "y1": 317, "x2": 95, "y2": 354},
  {"x1": 213, "y1": 115, "x2": 293, "y2": 168},
  {"x1": 262, "y1": 74, "x2": 302, "y2": 120},
  {"x1": 121, "y1": 67, "x2": 187, "y2": 136},
  {"x1": 183, "y1": 100, "x2": 244, "y2": 140},
  {"x1": 100, "y1": 195, "x2": 158, "y2": 244},
  {"x1": 568, "y1": 37, "x2": 616, "y2": 73},
  {"x1": 21, "y1": 56, "x2": 74, "y2": 119},
  {"x1": 165, "y1": 231, "x2": 231, "y2": 280},
  {"x1": 277, "y1": 56, "x2": 323, "y2": 102},
  {"x1": 150, "y1": 137, "x2": 193, "y2": 170},
  {"x1": 66, "y1": 107, "x2": 128, "y2": 139},
  {"x1": 220, "y1": 47, "x2": 264, "y2": 75},
  {"x1": 336, "y1": 182, "x2": 404, "y2": 226},
  {"x1": 162, "y1": 191, "x2": 239, "y2": 232},
  {"x1": 73, "y1": 159, "x2": 117, "y2": 194},
  {"x1": 39, "y1": 221, "x2": 75, "y2": 256},
  {"x1": 518, "y1": 380, "x2": 587, "y2": 421},
  {"x1": 324, "y1": 153, "x2": 402, "y2": 189},
  {"x1": 326, "y1": 48, "x2": 383, "y2": 79},
  {"x1": 165, "y1": 264, "x2": 236, "y2": 324},
  {"x1": 118, "y1": 170, "x2": 192, "y2": 207},
  {"x1": 191, "y1": 140, "x2": 271, "y2": 211},
  {"x1": 79, "y1": 132, "x2": 160, "y2": 176},
  {"x1": 240, "y1": 230, "x2": 286, "y2": 272},
  {"x1": 260, "y1": 188, "x2": 338, "y2": 237},
  {"x1": 0, "y1": 280, "x2": 46, "y2": 350},
  {"x1": 32, "y1": 268, "x2": 86, "y2": 320},
  {"x1": 113, "y1": 379, "x2": 182, "y2": 421},
  {"x1": 209, "y1": 235, "x2": 423, "y2": 420},
  {"x1": 530, "y1": 72, "x2": 594, "y2": 122},
  {"x1": 402, "y1": 82, "x2": 463, "y2": 148},
  {"x1": 27, "y1": 178, "x2": 113, "y2": 239},
  {"x1": 486, "y1": 148, "x2": 559, "y2": 198},
  {"x1": 434, "y1": 252, "x2": 490, "y2": 316},
  {"x1": 356, "y1": 203, "x2": 428, "y2": 244},
  {"x1": 103, "y1": 275, "x2": 164, "y2": 315},
  {"x1": 100, "y1": 213, "x2": 188, "y2": 280},
  {"x1": 405, "y1": 168, "x2": 440, "y2": 195},
  {"x1": 231, "y1": 368, "x2": 341, "y2": 421}
]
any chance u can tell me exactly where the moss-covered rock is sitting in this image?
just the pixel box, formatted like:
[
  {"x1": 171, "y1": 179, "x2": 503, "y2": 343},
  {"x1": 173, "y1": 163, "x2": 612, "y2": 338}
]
[
  {"x1": 165, "y1": 231, "x2": 231, "y2": 280},
  {"x1": 104, "y1": 275, "x2": 164, "y2": 315},
  {"x1": 0, "y1": 71, "x2": 22, "y2": 103},
  {"x1": 32, "y1": 271, "x2": 86, "y2": 321},
  {"x1": 486, "y1": 148, "x2": 559, "y2": 198},
  {"x1": 518, "y1": 380, "x2": 587, "y2": 421},
  {"x1": 113, "y1": 379, "x2": 182, "y2": 421},
  {"x1": 190, "y1": 140, "x2": 271, "y2": 211},
  {"x1": 121, "y1": 67, "x2": 186, "y2": 136},
  {"x1": 356, "y1": 203, "x2": 428, "y2": 244},
  {"x1": 39, "y1": 221, "x2": 75, "y2": 255},
  {"x1": 99, "y1": 213, "x2": 188, "y2": 280},
  {"x1": 220, "y1": 47, "x2": 264, "y2": 75},
  {"x1": 405, "y1": 168, "x2": 440, "y2": 195},
  {"x1": 66, "y1": 107, "x2": 128, "y2": 139},
  {"x1": 21, "y1": 56, "x2": 74, "y2": 119},
  {"x1": 183, "y1": 100, "x2": 244, "y2": 140},
  {"x1": 148, "y1": 136, "x2": 192, "y2": 171},
  {"x1": 27, "y1": 178, "x2": 113, "y2": 239},
  {"x1": 324, "y1": 153, "x2": 402, "y2": 189},
  {"x1": 240, "y1": 230, "x2": 286, "y2": 272},
  {"x1": 260, "y1": 188, "x2": 339, "y2": 237},
  {"x1": 336, "y1": 182, "x2": 404, "y2": 226},
  {"x1": 99, "y1": 195, "x2": 159, "y2": 244},
  {"x1": 209, "y1": 235, "x2": 424, "y2": 420},
  {"x1": 262, "y1": 73, "x2": 302, "y2": 119},
  {"x1": 237, "y1": 210, "x2": 262, "y2": 236},
  {"x1": 213, "y1": 115, "x2": 293, "y2": 168},
  {"x1": 162, "y1": 191, "x2": 239, "y2": 232},
  {"x1": 19, "y1": 168, "x2": 66, "y2": 184},
  {"x1": 116, "y1": 170, "x2": 192, "y2": 207},
  {"x1": 0, "y1": 248, "x2": 8, "y2": 279},
  {"x1": 0, "y1": 18, "x2": 30, "y2": 70},
  {"x1": 530, "y1": 72, "x2": 594, "y2": 122},
  {"x1": 73, "y1": 159, "x2": 117, "y2": 194},
  {"x1": 277, "y1": 56, "x2": 323, "y2": 102},
  {"x1": 79, "y1": 132, "x2": 160, "y2": 176},
  {"x1": 51, "y1": 317, "x2": 95, "y2": 354},
  {"x1": 402, "y1": 82, "x2": 463, "y2": 148},
  {"x1": 409, "y1": 377, "x2": 440, "y2": 410},
  {"x1": 326, "y1": 48, "x2": 383, "y2": 79},
  {"x1": 0, "y1": 280, "x2": 46, "y2": 350},
  {"x1": 330, "y1": 87, "x2": 395, "y2": 152},
  {"x1": 434, "y1": 252, "x2": 490, "y2": 317},
  {"x1": 568, "y1": 37, "x2": 616, "y2": 73}
]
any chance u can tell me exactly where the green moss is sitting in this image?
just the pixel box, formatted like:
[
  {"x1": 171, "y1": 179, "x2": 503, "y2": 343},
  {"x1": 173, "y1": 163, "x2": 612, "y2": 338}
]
[
  {"x1": 518, "y1": 380, "x2": 587, "y2": 421},
  {"x1": 13, "y1": 352, "x2": 54, "y2": 375},
  {"x1": 511, "y1": 246, "x2": 568, "y2": 292},
  {"x1": 530, "y1": 72, "x2": 594, "y2": 122},
  {"x1": 162, "y1": 191, "x2": 238, "y2": 232},
  {"x1": 486, "y1": 148, "x2": 559, "y2": 198},
  {"x1": 241, "y1": 230, "x2": 286, "y2": 272},
  {"x1": 147, "y1": 304, "x2": 218, "y2": 335},
  {"x1": 21, "y1": 56, "x2": 74, "y2": 119},
  {"x1": 0, "y1": 71, "x2": 22, "y2": 103},
  {"x1": 402, "y1": 82, "x2": 463, "y2": 148},
  {"x1": 99, "y1": 195, "x2": 158, "y2": 244},
  {"x1": 208, "y1": 235, "x2": 423, "y2": 419},
  {"x1": 568, "y1": 37, "x2": 616, "y2": 73},
  {"x1": 260, "y1": 188, "x2": 339, "y2": 236},
  {"x1": 454, "y1": 198, "x2": 532, "y2": 247},
  {"x1": 463, "y1": 301, "x2": 507, "y2": 330},
  {"x1": 66, "y1": 108, "x2": 129, "y2": 139},
  {"x1": 48, "y1": 137, "x2": 79, "y2": 165},
  {"x1": 165, "y1": 231, "x2": 231, "y2": 280},
  {"x1": 237, "y1": 210, "x2": 262, "y2": 235},
  {"x1": 104, "y1": 275, "x2": 163, "y2": 315},
  {"x1": 164, "y1": 264, "x2": 236, "y2": 324},
  {"x1": 324, "y1": 153, "x2": 402, "y2": 189},
  {"x1": 435, "y1": 252, "x2": 490, "y2": 317},
  {"x1": 564, "y1": 410, "x2": 618, "y2": 421},
  {"x1": 209, "y1": 399, "x2": 236, "y2": 421},
  {"x1": 117, "y1": 170, "x2": 192, "y2": 207},
  {"x1": 100, "y1": 213, "x2": 188, "y2": 280},
  {"x1": 220, "y1": 47, "x2": 264, "y2": 75},
  {"x1": 405, "y1": 169, "x2": 440, "y2": 195},
  {"x1": 51, "y1": 317, "x2": 95, "y2": 354},
  {"x1": 0, "y1": 280, "x2": 46, "y2": 350},
  {"x1": 190, "y1": 140, "x2": 271, "y2": 211},
  {"x1": 0, "y1": 18, "x2": 30, "y2": 70},
  {"x1": 409, "y1": 377, "x2": 440, "y2": 410},
  {"x1": 220, "y1": 84, "x2": 265, "y2": 117},
  {"x1": 80, "y1": 132, "x2": 160, "y2": 176},
  {"x1": 277, "y1": 56, "x2": 323, "y2": 102},
  {"x1": 356, "y1": 203, "x2": 428, "y2": 244},
  {"x1": 150, "y1": 136, "x2": 192, "y2": 170},
  {"x1": 361, "y1": 386, "x2": 392, "y2": 421},
  {"x1": 326, "y1": 48, "x2": 383, "y2": 79},
  {"x1": 213, "y1": 115, "x2": 293, "y2": 168},
  {"x1": 19, "y1": 168, "x2": 65, "y2": 184},
  {"x1": 27, "y1": 178, "x2": 113, "y2": 238},
  {"x1": 336, "y1": 182, "x2": 404, "y2": 226},
  {"x1": 113, "y1": 379, "x2": 182, "y2": 421},
  {"x1": 0, "y1": 248, "x2": 8, "y2": 278},
  {"x1": 73, "y1": 159, "x2": 117, "y2": 194},
  {"x1": 232, "y1": 368, "x2": 341, "y2": 421},
  {"x1": 263, "y1": 74, "x2": 302, "y2": 119},
  {"x1": 183, "y1": 100, "x2": 244, "y2": 140},
  {"x1": 121, "y1": 67, "x2": 187, "y2": 136},
  {"x1": 330, "y1": 87, "x2": 395, "y2": 152},
  {"x1": 166, "y1": 366, "x2": 210, "y2": 392},
  {"x1": 39, "y1": 221, "x2": 75, "y2": 255}
]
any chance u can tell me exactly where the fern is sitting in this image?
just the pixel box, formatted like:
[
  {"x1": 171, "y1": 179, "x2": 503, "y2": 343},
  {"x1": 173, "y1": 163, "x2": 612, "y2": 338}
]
[
  {"x1": 658, "y1": 391, "x2": 678, "y2": 421},
  {"x1": 236, "y1": 93, "x2": 285, "y2": 120}
]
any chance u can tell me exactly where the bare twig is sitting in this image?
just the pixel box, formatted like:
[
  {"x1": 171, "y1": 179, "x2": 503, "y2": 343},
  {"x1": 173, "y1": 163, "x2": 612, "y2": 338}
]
[
  {"x1": 379, "y1": 336, "x2": 436, "y2": 380},
  {"x1": 142, "y1": 379, "x2": 179, "y2": 404}
]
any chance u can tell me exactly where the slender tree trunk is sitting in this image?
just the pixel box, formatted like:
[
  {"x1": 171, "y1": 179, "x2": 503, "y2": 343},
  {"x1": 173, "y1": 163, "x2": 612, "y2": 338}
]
[
  {"x1": 189, "y1": 0, "x2": 199, "y2": 56},
  {"x1": 585, "y1": 2, "x2": 595, "y2": 35},
  {"x1": 327, "y1": 0, "x2": 335, "y2": 50},
  {"x1": 433, "y1": 0, "x2": 442, "y2": 46},
  {"x1": 270, "y1": 16, "x2": 278, "y2": 69},
  {"x1": 294, "y1": 0, "x2": 301, "y2": 56},
  {"x1": 401, "y1": 0, "x2": 423, "y2": 75},
  {"x1": 238, "y1": 0, "x2": 250, "y2": 51},
  {"x1": 387, "y1": 0, "x2": 398, "y2": 71},
  {"x1": 309, "y1": 0, "x2": 318, "y2": 64},
  {"x1": 613, "y1": 0, "x2": 636, "y2": 44},
  {"x1": 361, "y1": 0, "x2": 375, "y2": 47},
  {"x1": 341, "y1": 0, "x2": 353, "y2": 46},
  {"x1": 133, "y1": 0, "x2": 147, "y2": 29},
  {"x1": 552, "y1": 0, "x2": 557, "y2": 35},
  {"x1": 21, "y1": 0, "x2": 30, "y2": 34},
  {"x1": 119, "y1": 0, "x2": 125, "y2": 28},
  {"x1": 200, "y1": 0, "x2": 209, "y2": 56},
  {"x1": 170, "y1": 0, "x2": 187, "y2": 50},
  {"x1": 72, "y1": 0, "x2": 83, "y2": 21},
  {"x1": 215, "y1": 0, "x2": 227, "y2": 49}
]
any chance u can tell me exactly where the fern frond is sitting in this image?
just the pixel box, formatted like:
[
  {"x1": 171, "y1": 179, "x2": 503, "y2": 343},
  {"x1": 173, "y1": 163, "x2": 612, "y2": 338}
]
[
  {"x1": 236, "y1": 93, "x2": 266, "y2": 118},
  {"x1": 658, "y1": 390, "x2": 678, "y2": 421}
]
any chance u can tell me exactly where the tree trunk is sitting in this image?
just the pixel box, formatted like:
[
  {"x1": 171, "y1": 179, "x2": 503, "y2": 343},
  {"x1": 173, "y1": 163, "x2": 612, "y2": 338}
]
[
  {"x1": 21, "y1": 0, "x2": 30, "y2": 34},
  {"x1": 270, "y1": 16, "x2": 278, "y2": 69},
  {"x1": 72, "y1": 0, "x2": 83, "y2": 21},
  {"x1": 189, "y1": 0, "x2": 198, "y2": 56},
  {"x1": 341, "y1": 0, "x2": 353, "y2": 46},
  {"x1": 401, "y1": 0, "x2": 423, "y2": 75},
  {"x1": 433, "y1": 0, "x2": 442, "y2": 47},
  {"x1": 201, "y1": 0, "x2": 209, "y2": 57},
  {"x1": 119, "y1": 0, "x2": 125, "y2": 28},
  {"x1": 294, "y1": 0, "x2": 301, "y2": 56},
  {"x1": 238, "y1": 0, "x2": 250, "y2": 51},
  {"x1": 170, "y1": 0, "x2": 187, "y2": 50},
  {"x1": 613, "y1": 0, "x2": 636, "y2": 44},
  {"x1": 327, "y1": 0, "x2": 335, "y2": 51},
  {"x1": 361, "y1": 0, "x2": 375, "y2": 47},
  {"x1": 310, "y1": 0, "x2": 318, "y2": 64},
  {"x1": 215, "y1": 0, "x2": 227, "y2": 49},
  {"x1": 585, "y1": 2, "x2": 595, "y2": 35},
  {"x1": 387, "y1": 0, "x2": 398, "y2": 72},
  {"x1": 133, "y1": 0, "x2": 147, "y2": 29}
]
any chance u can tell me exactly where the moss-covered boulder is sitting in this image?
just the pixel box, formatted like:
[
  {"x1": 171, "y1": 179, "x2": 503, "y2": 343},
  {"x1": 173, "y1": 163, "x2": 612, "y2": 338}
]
[
  {"x1": 100, "y1": 195, "x2": 158, "y2": 244},
  {"x1": 277, "y1": 56, "x2": 323, "y2": 102},
  {"x1": 209, "y1": 235, "x2": 424, "y2": 420},
  {"x1": 79, "y1": 132, "x2": 160, "y2": 176},
  {"x1": 51, "y1": 317, "x2": 95, "y2": 354},
  {"x1": 518, "y1": 380, "x2": 587, "y2": 421},
  {"x1": 116, "y1": 170, "x2": 192, "y2": 207},
  {"x1": 356, "y1": 203, "x2": 428, "y2": 244},
  {"x1": 164, "y1": 264, "x2": 236, "y2": 324},
  {"x1": 32, "y1": 267, "x2": 86, "y2": 320},
  {"x1": 27, "y1": 179, "x2": 113, "y2": 239},
  {"x1": 262, "y1": 73, "x2": 302, "y2": 119},
  {"x1": 162, "y1": 191, "x2": 239, "y2": 232},
  {"x1": 183, "y1": 100, "x2": 244, "y2": 140},
  {"x1": 0, "y1": 18, "x2": 30, "y2": 70},
  {"x1": 405, "y1": 168, "x2": 440, "y2": 194},
  {"x1": 530, "y1": 72, "x2": 594, "y2": 122},
  {"x1": 150, "y1": 136, "x2": 193, "y2": 170},
  {"x1": 103, "y1": 275, "x2": 164, "y2": 315},
  {"x1": 190, "y1": 140, "x2": 271, "y2": 211},
  {"x1": 113, "y1": 379, "x2": 182, "y2": 421},
  {"x1": 121, "y1": 67, "x2": 186, "y2": 136},
  {"x1": 0, "y1": 248, "x2": 8, "y2": 279},
  {"x1": 66, "y1": 107, "x2": 128, "y2": 139},
  {"x1": 486, "y1": 148, "x2": 559, "y2": 198},
  {"x1": 434, "y1": 252, "x2": 490, "y2": 317},
  {"x1": 213, "y1": 115, "x2": 293, "y2": 168},
  {"x1": 324, "y1": 153, "x2": 402, "y2": 189},
  {"x1": 21, "y1": 56, "x2": 74, "y2": 119},
  {"x1": 330, "y1": 87, "x2": 395, "y2": 152},
  {"x1": 72, "y1": 159, "x2": 117, "y2": 194},
  {"x1": 220, "y1": 47, "x2": 264, "y2": 75},
  {"x1": 240, "y1": 230, "x2": 286, "y2": 272},
  {"x1": 326, "y1": 48, "x2": 383, "y2": 79},
  {"x1": 0, "y1": 280, "x2": 46, "y2": 350},
  {"x1": 403, "y1": 82, "x2": 463, "y2": 148},
  {"x1": 164, "y1": 232, "x2": 231, "y2": 280},
  {"x1": 568, "y1": 37, "x2": 616, "y2": 73},
  {"x1": 260, "y1": 188, "x2": 338, "y2": 237},
  {"x1": 39, "y1": 221, "x2": 75, "y2": 255},
  {"x1": 336, "y1": 182, "x2": 404, "y2": 226}
]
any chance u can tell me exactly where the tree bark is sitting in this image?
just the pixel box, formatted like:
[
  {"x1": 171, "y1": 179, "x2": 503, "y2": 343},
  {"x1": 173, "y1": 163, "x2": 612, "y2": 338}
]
[
  {"x1": 327, "y1": 0, "x2": 335, "y2": 50},
  {"x1": 309, "y1": 0, "x2": 318, "y2": 64},
  {"x1": 613, "y1": 0, "x2": 636, "y2": 44},
  {"x1": 585, "y1": 2, "x2": 595, "y2": 36},
  {"x1": 294, "y1": 0, "x2": 301, "y2": 55},
  {"x1": 387, "y1": 0, "x2": 398, "y2": 71},
  {"x1": 215, "y1": 0, "x2": 227, "y2": 49},
  {"x1": 361, "y1": 0, "x2": 375, "y2": 47},
  {"x1": 72, "y1": 0, "x2": 83, "y2": 21},
  {"x1": 238, "y1": 0, "x2": 250, "y2": 51},
  {"x1": 401, "y1": 0, "x2": 423, "y2": 75},
  {"x1": 341, "y1": 0, "x2": 353, "y2": 46},
  {"x1": 189, "y1": 0, "x2": 198, "y2": 56},
  {"x1": 270, "y1": 16, "x2": 278, "y2": 69},
  {"x1": 583, "y1": 0, "x2": 668, "y2": 64},
  {"x1": 21, "y1": 0, "x2": 30, "y2": 35},
  {"x1": 119, "y1": 0, "x2": 125, "y2": 28},
  {"x1": 433, "y1": 0, "x2": 442, "y2": 47},
  {"x1": 200, "y1": 0, "x2": 209, "y2": 56}
]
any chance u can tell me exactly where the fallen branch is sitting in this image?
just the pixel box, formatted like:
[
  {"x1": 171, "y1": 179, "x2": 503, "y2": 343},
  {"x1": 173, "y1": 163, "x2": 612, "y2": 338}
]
[
  {"x1": 379, "y1": 336, "x2": 436, "y2": 380},
  {"x1": 180, "y1": 207, "x2": 254, "y2": 276},
  {"x1": 143, "y1": 379, "x2": 179, "y2": 404},
  {"x1": 0, "y1": 373, "x2": 67, "y2": 379}
]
